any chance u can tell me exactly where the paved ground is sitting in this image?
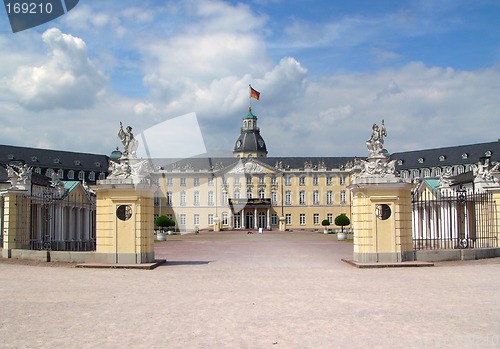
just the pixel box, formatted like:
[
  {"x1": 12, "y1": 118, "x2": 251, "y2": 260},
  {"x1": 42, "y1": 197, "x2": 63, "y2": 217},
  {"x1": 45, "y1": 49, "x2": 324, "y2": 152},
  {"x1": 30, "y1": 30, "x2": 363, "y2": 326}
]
[{"x1": 1, "y1": 231, "x2": 500, "y2": 349}]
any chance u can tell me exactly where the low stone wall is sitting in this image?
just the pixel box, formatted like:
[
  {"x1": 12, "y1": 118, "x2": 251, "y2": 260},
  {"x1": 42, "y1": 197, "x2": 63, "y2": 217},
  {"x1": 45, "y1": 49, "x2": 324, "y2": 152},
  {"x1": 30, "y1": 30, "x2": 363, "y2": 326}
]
[
  {"x1": 415, "y1": 248, "x2": 500, "y2": 262},
  {"x1": 1, "y1": 249, "x2": 96, "y2": 263}
]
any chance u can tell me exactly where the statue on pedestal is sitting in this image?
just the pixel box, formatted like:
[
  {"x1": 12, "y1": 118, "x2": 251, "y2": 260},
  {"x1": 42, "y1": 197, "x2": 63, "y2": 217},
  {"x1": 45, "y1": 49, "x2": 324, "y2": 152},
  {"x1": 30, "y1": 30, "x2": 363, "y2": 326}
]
[{"x1": 359, "y1": 119, "x2": 396, "y2": 178}]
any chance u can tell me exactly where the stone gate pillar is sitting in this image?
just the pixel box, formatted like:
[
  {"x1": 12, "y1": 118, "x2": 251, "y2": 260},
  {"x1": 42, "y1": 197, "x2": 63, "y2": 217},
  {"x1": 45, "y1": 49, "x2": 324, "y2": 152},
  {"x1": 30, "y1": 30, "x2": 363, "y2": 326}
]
[
  {"x1": 348, "y1": 120, "x2": 414, "y2": 263},
  {"x1": 93, "y1": 123, "x2": 158, "y2": 265},
  {"x1": 1, "y1": 165, "x2": 32, "y2": 257}
]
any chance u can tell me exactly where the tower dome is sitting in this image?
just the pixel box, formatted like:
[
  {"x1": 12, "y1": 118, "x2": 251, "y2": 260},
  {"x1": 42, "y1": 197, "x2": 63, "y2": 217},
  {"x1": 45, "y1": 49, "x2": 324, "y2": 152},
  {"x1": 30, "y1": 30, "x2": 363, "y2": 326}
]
[{"x1": 233, "y1": 108, "x2": 268, "y2": 158}]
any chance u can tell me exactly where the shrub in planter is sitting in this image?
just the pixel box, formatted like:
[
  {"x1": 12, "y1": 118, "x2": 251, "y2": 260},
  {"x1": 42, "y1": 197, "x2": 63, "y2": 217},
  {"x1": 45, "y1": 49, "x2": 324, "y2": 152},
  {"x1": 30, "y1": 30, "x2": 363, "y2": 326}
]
[
  {"x1": 321, "y1": 219, "x2": 331, "y2": 234},
  {"x1": 334, "y1": 214, "x2": 351, "y2": 240}
]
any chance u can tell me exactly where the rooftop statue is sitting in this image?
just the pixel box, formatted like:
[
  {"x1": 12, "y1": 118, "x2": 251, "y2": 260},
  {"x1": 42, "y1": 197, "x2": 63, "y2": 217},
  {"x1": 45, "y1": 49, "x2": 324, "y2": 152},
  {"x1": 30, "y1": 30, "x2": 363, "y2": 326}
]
[
  {"x1": 366, "y1": 119, "x2": 387, "y2": 158},
  {"x1": 118, "y1": 122, "x2": 138, "y2": 159}
]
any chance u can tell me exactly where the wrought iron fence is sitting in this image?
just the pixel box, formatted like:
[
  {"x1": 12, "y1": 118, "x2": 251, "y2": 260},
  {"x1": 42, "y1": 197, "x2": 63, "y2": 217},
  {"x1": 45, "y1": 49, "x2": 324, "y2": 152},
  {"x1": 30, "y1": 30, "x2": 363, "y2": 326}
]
[
  {"x1": 1, "y1": 189, "x2": 96, "y2": 252},
  {"x1": 412, "y1": 186, "x2": 498, "y2": 250}
]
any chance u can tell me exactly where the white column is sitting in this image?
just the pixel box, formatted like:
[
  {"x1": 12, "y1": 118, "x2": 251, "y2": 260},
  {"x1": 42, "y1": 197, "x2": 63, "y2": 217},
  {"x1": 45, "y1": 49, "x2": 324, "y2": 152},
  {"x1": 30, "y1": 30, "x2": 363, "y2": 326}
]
[
  {"x1": 254, "y1": 208, "x2": 257, "y2": 229},
  {"x1": 266, "y1": 208, "x2": 270, "y2": 230}
]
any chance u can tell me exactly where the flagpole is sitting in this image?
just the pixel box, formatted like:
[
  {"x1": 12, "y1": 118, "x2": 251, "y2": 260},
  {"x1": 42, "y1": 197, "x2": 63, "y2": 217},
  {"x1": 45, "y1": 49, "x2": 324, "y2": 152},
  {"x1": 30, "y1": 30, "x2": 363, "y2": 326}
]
[{"x1": 249, "y1": 84, "x2": 252, "y2": 112}]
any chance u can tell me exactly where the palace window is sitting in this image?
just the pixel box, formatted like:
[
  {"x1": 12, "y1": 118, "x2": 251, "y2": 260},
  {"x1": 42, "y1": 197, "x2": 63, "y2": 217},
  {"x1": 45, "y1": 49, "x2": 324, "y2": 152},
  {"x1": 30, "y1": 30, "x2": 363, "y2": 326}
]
[
  {"x1": 246, "y1": 189, "x2": 253, "y2": 199},
  {"x1": 58, "y1": 169, "x2": 64, "y2": 178},
  {"x1": 222, "y1": 212, "x2": 228, "y2": 225},
  {"x1": 246, "y1": 176, "x2": 252, "y2": 185},
  {"x1": 327, "y1": 191, "x2": 333, "y2": 205},
  {"x1": 46, "y1": 168, "x2": 54, "y2": 177},
  {"x1": 234, "y1": 177, "x2": 240, "y2": 185},
  {"x1": 180, "y1": 177, "x2": 186, "y2": 186},
  {"x1": 271, "y1": 191, "x2": 277, "y2": 204},
  {"x1": 285, "y1": 190, "x2": 292, "y2": 205},
  {"x1": 194, "y1": 177, "x2": 200, "y2": 186},
  {"x1": 78, "y1": 171, "x2": 85, "y2": 181},
  {"x1": 258, "y1": 189, "x2": 265, "y2": 199},
  {"x1": 340, "y1": 191, "x2": 346, "y2": 204},
  {"x1": 327, "y1": 213, "x2": 333, "y2": 224},
  {"x1": 180, "y1": 214, "x2": 186, "y2": 225},
  {"x1": 300, "y1": 214, "x2": 306, "y2": 225},
  {"x1": 271, "y1": 214, "x2": 278, "y2": 226},
  {"x1": 221, "y1": 192, "x2": 228, "y2": 205},
  {"x1": 167, "y1": 177, "x2": 173, "y2": 186},
  {"x1": 299, "y1": 190, "x2": 306, "y2": 205},
  {"x1": 270, "y1": 176, "x2": 277, "y2": 184},
  {"x1": 208, "y1": 177, "x2": 214, "y2": 186},
  {"x1": 68, "y1": 170, "x2": 74, "y2": 179},
  {"x1": 180, "y1": 191, "x2": 186, "y2": 206},
  {"x1": 208, "y1": 214, "x2": 214, "y2": 225},
  {"x1": 154, "y1": 192, "x2": 160, "y2": 206},
  {"x1": 208, "y1": 191, "x2": 214, "y2": 206},
  {"x1": 194, "y1": 191, "x2": 200, "y2": 206},
  {"x1": 194, "y1": 214, "x2": 200, "y2": 226},
  {"x1": 313, "y1": 213, "x2": 319, "y2": 225},
  {"x1": 299, "y1": 176, "x2": 306, "y2": 186},
  {"x1": 326, "y1": 176, "x2": 333, "y2": 185},
  {"x1": 313, "y1": 190, "x2": 319, "y2": 205},
  {"x1": 285, "y1": 175, "x2": 292, "y2": 186},
  {"x1": 258, "y1": 176, "x2": 265, "y2": 184},
  {"x1": 89, "y1": 172, "x2": 95, "y2": 181},
  {"x1": 285, "y1": 214, "x2": 292, "y2": 225},
  {"x1": 340, "y1": 176, "x2": 346, "y2": 185},
  {"x1": 312, "y1": 176, "x2": 319, "y2": 186},
  {"x1": 167, "y1": 191, "x2": 173, "y2": 205},
  {"x1": 234, "y1": 189, "x2": 240, "y2": 199},
  {"x1": 98, "y1": 173, "x2": 106, "y2": 180}
]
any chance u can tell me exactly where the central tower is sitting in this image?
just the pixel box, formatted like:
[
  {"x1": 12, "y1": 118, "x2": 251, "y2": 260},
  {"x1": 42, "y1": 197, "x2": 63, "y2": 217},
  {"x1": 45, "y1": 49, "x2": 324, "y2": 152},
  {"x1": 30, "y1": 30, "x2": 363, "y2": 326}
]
[{"x1": 233, "y1": 107, "x2": 268, "y2": 158}]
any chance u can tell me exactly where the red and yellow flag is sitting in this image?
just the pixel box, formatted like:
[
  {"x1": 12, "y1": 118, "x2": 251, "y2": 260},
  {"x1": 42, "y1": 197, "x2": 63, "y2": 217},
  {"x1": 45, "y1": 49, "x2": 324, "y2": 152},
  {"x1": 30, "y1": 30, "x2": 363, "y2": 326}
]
[{"x1": 250, "y1": 86, "x2": 260, "y2": 100}]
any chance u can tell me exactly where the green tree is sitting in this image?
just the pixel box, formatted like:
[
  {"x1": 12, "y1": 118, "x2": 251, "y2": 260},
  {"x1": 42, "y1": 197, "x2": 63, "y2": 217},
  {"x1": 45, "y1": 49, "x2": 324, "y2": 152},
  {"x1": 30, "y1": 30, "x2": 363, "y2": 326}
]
[
  {"x1": 321, "y1": 219, "x2": 330, "y2": 227},
  {"x1": 155, "y1": 215, "x2": 175, "y2": 232},
  {"x1": 334, "y1": 214, "x2": 350, "y2": 233}
]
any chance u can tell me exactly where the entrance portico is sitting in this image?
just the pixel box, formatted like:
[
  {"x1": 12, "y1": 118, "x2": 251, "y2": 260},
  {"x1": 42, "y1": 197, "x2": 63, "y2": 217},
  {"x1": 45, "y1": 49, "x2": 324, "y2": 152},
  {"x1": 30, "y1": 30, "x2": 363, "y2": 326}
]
[{"x1": 229, "y1": 198, "x2": 271, "y2": 230}]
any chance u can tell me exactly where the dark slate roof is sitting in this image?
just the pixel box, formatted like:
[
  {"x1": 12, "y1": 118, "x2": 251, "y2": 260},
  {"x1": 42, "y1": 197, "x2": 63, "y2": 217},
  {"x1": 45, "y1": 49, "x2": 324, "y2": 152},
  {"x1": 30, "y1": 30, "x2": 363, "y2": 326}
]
[
  {"x1": 0, "y1": 144, "x2": 109, "y2": 172},
  {"x1": 391, "y1": 141, "x2": 500, "y2": 170}
]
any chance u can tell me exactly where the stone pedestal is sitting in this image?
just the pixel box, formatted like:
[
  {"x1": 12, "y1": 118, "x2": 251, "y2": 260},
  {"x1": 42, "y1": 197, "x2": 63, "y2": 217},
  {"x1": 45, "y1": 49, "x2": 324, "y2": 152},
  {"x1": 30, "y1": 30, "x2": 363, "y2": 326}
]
[
  {"x1": 94, "y1": 179, "x2": 156, "y2": 264},
  {"x1": 349, "y1": 177, "x2": 414, "y2": 263},
  {"x1": 278, "y1": 216, "x2": 286, "y2": 231},
  {"x1": 213, "y1": 216, "x2": 221, "y2": 232},
  {"x1": 1, "y1": 189, "x2": 31, "y2": 257}
]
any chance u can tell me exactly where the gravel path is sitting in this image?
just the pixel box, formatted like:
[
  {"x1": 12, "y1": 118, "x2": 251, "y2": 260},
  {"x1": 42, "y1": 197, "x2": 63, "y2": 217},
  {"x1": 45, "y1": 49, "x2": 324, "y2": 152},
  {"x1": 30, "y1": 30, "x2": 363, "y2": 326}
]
[{"x1": 1, "y1": 231, "x2": 499, "y2": 348}]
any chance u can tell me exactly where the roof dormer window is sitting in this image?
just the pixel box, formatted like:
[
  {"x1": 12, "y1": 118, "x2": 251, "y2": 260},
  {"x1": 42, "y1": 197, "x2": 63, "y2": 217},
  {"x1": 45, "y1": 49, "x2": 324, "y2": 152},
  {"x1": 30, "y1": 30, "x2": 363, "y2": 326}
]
[
  {"x1": 53, "y1": 158, "x2": 60, "y2": 164},
  {"x1": 439, "y1": 155, "x2": 446, "y2": 162},
  {"x1": 94, "y1": 162, "x2": 101, "y2": 167},
  {"x1": 418, "y1": 158, "x2": 424, "y2": 164},
  {"x1": 7, "y1": 154, "x2": 14, "y2": 160},
  {"x1": 397, "y1": 159, "x2": 404, "y2": 165},
  {"x1": 74, "y1": 160, "x2": 81, "y2": 166},
  {"x1": 31, "y1": 156, "x2": 38, "y2": 162},
  {"x1": 485, "y1": 150, "x2": 492, "y2": 157},
  {"x1": 461, "y1": 153, "x2": 468, "y2": 159}
]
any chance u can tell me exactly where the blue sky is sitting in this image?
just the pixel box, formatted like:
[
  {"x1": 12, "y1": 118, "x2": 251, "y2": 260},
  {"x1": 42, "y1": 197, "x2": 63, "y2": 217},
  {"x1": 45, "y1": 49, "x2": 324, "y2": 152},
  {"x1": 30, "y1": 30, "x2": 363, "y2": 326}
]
[{"x1": 0, "y1": 0, "x2": 499, "y2": 158}]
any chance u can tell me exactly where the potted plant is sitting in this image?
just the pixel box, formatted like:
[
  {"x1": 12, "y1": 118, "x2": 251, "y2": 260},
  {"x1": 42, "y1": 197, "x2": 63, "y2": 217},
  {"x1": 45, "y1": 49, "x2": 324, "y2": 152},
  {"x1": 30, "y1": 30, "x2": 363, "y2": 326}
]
[
  {"x1": 334, "y1": 213, "x2": 351, "y2": 240},
  {"x1": 154, "y1": 215, "x2": 171, "y2": 241},
  {"x1": 321, "y1": 219, "x2": 331, "y2": 234}
]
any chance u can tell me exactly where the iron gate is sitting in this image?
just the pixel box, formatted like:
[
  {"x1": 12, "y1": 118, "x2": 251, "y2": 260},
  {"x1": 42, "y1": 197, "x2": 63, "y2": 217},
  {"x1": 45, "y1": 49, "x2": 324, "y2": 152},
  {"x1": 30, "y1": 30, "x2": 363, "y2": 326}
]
[{"x1": 412, "y1": 186, "x2": 498, "y2": 250}]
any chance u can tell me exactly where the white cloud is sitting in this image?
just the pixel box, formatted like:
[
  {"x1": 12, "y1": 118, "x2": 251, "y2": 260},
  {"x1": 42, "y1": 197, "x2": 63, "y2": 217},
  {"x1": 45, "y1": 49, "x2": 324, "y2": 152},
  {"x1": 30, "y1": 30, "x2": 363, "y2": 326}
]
[{"x1": 8, "y1": 28, "x2": 107, "y2": 111}]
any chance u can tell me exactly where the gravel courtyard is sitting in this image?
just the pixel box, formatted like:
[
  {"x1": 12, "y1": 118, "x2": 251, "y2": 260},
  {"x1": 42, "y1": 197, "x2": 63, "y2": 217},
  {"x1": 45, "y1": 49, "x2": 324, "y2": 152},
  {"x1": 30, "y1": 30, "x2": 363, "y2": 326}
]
[{"x1": 1, "y1": 231, "x2": 499, "y2": 348}]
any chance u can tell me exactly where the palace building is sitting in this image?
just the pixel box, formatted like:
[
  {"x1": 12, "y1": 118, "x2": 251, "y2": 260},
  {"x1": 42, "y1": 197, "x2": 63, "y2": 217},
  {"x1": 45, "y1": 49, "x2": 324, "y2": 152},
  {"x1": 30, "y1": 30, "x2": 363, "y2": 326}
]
[{"x1": 151, "y1": 108, "x2": 356, "y2": 231}]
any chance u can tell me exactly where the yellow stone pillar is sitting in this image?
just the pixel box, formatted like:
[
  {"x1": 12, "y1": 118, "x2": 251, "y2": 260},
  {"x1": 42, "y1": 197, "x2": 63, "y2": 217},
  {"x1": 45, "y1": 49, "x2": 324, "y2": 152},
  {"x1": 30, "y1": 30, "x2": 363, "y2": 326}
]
[
  {"x1": 2, "y1": 189, "x2": 31, "y2": 256},
  {"x1": 278, "y1": 216, "x2": 286, "y2": 231},
  {"x1": 349, "y1": 181, "x2": 414, "y2": 263},
  {"x1": 94, "y1": 179, "x2": 156, "y2": 264},
  {"x1": 213, "y1": 216, "x2": 221, "y2": 232}
]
